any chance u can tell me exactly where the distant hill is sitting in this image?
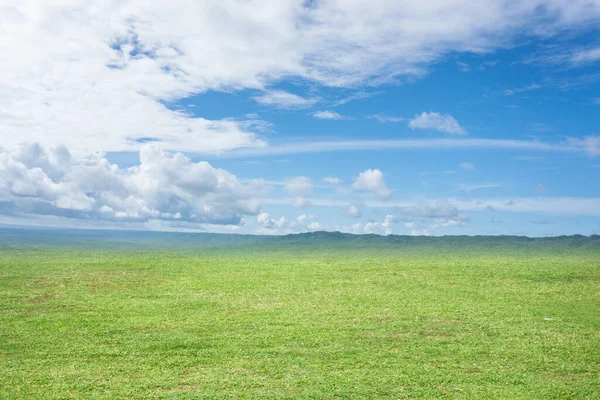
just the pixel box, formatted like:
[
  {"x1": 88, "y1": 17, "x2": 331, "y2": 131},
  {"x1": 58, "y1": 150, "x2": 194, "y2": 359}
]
[{"x1": 1, "y1": 226, "x2": 599, "y2": 252}]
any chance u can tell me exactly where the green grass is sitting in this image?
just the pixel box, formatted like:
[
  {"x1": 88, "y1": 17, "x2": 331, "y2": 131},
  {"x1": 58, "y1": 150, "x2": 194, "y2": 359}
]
[{"x1": 1, "y1": 248, "x2": 599, "y2": 399}]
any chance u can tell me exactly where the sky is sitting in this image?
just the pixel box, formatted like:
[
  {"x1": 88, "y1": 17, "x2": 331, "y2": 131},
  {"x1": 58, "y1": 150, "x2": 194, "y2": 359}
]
[{"x1": 1, "y1": 0, "x2": 599, "y2": 236}]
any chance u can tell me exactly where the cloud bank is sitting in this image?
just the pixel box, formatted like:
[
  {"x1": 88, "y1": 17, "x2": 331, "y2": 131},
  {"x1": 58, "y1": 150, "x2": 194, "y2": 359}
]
[
  {"x1": 0, "y1": 143, "x2": 259, "y2": 224},
  {"x1": 2, "y1": 1, "x2": 600, "y2": 151}
]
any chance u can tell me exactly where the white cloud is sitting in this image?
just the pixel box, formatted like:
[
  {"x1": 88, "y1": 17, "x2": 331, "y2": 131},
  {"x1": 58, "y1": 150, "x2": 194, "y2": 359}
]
[
  {"x1": 459, "y1": 162, "x2": 475, "y2": 170},
  {"x1": 352, "y1": 169, "x2": 392, "y2": 200},
  {"x1": 299, "y1": 214, "x2": 326, "y2": 231},
  {"x1": 1, "y1": 2, "x2": 283, "y2": 152},
  {"x1": 363, "y1": 222, "x2": 378, "y2": 234},
  {"x1": 332, "y1": 91, "x2": 379, "y2": 106},
  {"x1": 297, "y1": 214, "x2": 314, "y2": 224},
  {"x1": 368, "y1": 114, "x2": 405, "y2": 123},
  {"x1": 427, "y1": 214, "x2": 470, "y2": 230},
  {"x1": 394, "y1": 202, "x2": 470, "y2": 231},
  {"x1": 307, "y1": 221, "x2": 324, "y2": 231},
  {"x1": 400, "y1": 201, "x2": 459, "y2": 219},
  {"x1": 457, "y1": 183, "x2": 502, "y2": 192},
  {"x1": 292, "y1": 197, "x2": 313, "y2": 207},
  {"x1": 450, "y1": 197, "x2": 600, "y2": 216},
  {"x1": 359, "y1": 214, "x2": 395, "y2": 235},
  {"x1": 312, "y1": 110, "x2": 348, "y2": 120},
  {"x1": 285, "y1": 177, "x2": 313, "y2": 196},
  {"x1": 263, "y1": 195, "x2": 600, "y2": 217},
  {"x1": 3, "y1": 1, "x2": 598, "y2": 152},
  {"x1": 297, "y1": 1, "x2": 600, "y2": 86},
  {"x1": 567, "y1": 136, "x2": 600, "y2": 157},
  {"x1": 409, "y1": 112, "x2": 467, "y2": 135},
  {"x1": 253, "y1": 90, "x2": 318, "y2": 109},
  {"x1": 479, "y1": 60, "x2": 499, "y2": 70},
  {"x1": 257, "y1": 212, "x2": 325, "y2": 233},
  {"x1": 257, "y1": 212, "x2": 291, "y2": 230},
  {"x1": 323, "y1": 176, "x2": 342, "y2": 184},
  {"x1": 216, "y1": 137, "x2": 593, "y2": 158},
  {"x1": 504, "y1": 83, "x2": 542, "y2": 96},
  {"x1": 0, "y1": 143, "x2": 259, "y2": 224},
  {"x1": 346, "y1": 205, "x2": 361, "y2": 218},
  {"x1": 382, "y1": 214, "x2": 395, "y2": 230},
  {"x1": 402, "y1": 213, "x2": 470, "y2": 234},
  {"x1": 456, "y1": 61, "x2": 470, "y2": 72},
  {"x1": 535, "y1": 46, "x2": 600, "y2": 67}
]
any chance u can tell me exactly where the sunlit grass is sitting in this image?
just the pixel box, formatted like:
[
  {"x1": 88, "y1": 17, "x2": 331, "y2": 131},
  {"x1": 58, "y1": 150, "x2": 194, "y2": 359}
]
[{"x1": 1, "y1": 249, "x2": 599, "y2": 399}]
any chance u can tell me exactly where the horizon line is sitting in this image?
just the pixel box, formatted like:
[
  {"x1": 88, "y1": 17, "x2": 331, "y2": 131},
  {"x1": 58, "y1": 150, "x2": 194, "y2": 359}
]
[{"x1": 0, "y1": 223, "x2": 597, "y2": 240}]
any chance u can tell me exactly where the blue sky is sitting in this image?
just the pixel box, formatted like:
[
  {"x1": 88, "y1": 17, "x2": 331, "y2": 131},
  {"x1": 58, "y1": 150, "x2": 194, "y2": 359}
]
[{"x1": 1, "y1": 1, "x2": 599, "y2": 236}]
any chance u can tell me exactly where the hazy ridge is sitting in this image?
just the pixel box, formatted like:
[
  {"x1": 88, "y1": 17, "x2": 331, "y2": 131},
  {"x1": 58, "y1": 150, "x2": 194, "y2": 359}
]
[{"x1": 1, "y1": 226, "x2": 599, "y2": 252}]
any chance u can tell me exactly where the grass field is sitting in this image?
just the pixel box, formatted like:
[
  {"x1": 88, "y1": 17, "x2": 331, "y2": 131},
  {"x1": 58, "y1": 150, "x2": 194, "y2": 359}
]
[{"x1": 1, "y1": 247, "x2": 599, "y2": 399}]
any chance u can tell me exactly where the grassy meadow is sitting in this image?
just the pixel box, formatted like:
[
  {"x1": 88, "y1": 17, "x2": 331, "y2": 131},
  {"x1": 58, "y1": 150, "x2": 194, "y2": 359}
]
[{"x1": 1, "y1": 232, "x2": 599, "y2": 398}]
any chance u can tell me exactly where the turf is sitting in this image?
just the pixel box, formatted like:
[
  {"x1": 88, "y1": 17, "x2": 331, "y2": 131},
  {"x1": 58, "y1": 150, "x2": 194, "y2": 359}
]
[{"x1": 1, "y1": 247, "x2": 599, "y2": 399}]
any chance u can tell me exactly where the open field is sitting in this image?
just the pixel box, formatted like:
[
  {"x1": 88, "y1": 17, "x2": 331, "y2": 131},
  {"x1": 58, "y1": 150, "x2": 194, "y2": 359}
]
[{"x1": 1, "y1": 233, "x2": 599, "y2": 399}]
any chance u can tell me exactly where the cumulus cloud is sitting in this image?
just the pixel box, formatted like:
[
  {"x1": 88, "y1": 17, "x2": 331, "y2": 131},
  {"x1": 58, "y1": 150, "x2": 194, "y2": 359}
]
[
  {"x1": 409, "y1": 112, "x2": 467, "y2": 135},
  {"x1": 285, "y1": 177, "x2": 313, "y2": 196},
  {"x1": 257, "y1": 212, "x2": 291, "y2": 230},
  {"x1": 298, "y1": 214, "x2": 326, "y2": 231},
  {"x1": 2, "y1": 1, "x2": 597, "y2": 152},
  {"x1": 0, "y1": 143, "x2": 259, "y2": 225},
  {"x1": 459, "y1": 162, "x2": 475, "y2": 170},
  {"x1": 297, "y1": 214, "x2": 314, "y2": 224},
  {"x1": 352, "y1": 169, "x2": 392, "y2": 200},
  {"x1": 352, "y1": 215, "x2": 395, "y2": 235},
  {"x1": 364, "y1": 215, "x2": 395, "y2": 235},
  {"x1": 257, "y1": 212, "x2": 325, "y2": 233},
  {"x1": 346, "y1": 205, "x2": 361, "y2": 218},
  {"x1": 307, "y1": 221, "x2": 324, "y2": 231}
]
